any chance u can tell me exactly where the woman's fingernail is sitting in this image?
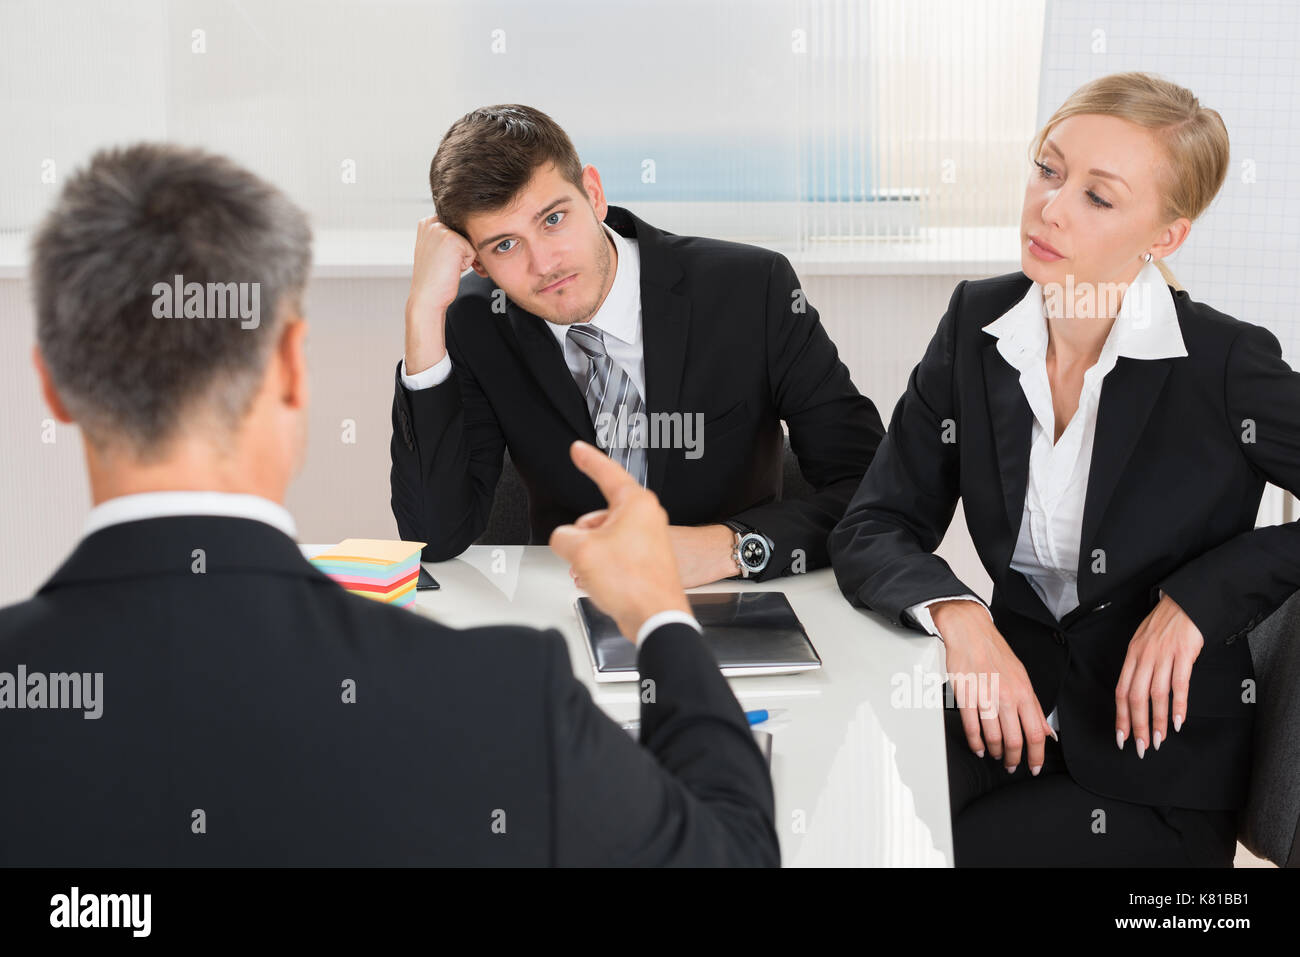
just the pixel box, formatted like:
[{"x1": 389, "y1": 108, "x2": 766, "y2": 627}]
[
  {"x1": 1031, "y1": 765, "x2": 1042, "y2": 776},
  {"x1": 1006, "y1": 764, "x2": 1018, "y2": 774},
  {"x1": 1116, "y1": 730, "x2": 1126, "y2": 750},
  {"x1": 1136, "y1": 738, "x2": 1146, "y2": 759},
  {"x1": 1174, "y1": 714, "x2": 1183, "y2": 733},
  {"x1": 1153, "y1": 731, "x2": 1162, "y2": 750},
  {"x1": 976, "y1": 749, "x2": 985, "y2": 758}
]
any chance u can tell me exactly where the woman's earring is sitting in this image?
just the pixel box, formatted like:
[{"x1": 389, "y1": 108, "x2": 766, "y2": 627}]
[{"x1": 1143, "y1": 251, "x2": 1154, "y2": 263}]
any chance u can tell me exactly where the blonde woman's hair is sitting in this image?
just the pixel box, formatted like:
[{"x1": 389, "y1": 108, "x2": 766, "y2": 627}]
[{"x1": 1029, "y1": 72, "x2": 1230, "y2": 292}]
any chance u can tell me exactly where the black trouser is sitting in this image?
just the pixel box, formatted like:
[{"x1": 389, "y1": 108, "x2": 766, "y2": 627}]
[{"x1": 943, "y1": 708, "x2": 1239, "y2": 867}]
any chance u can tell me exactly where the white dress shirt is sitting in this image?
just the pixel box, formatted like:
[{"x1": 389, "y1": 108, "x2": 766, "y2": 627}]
[
  {"x1": 906, "y1": 260, "x2": 1187, "y2": 731},
  {"x1": 82, "y1": 490, "x2": 693, "y2": 646},
  {"x1": 401, "y1": 221, "x2": 645, "y2": 399},
  {"x1": 83, "y1": 490, "x2": 298, "y2": 540},
  {"x1": 634, "y1": 610, "x2": 702, "y2": 647}
]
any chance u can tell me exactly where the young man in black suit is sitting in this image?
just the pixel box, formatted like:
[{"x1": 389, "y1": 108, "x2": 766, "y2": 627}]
[
  {"x1": 0, "y1": 143, "x2": 778, "y2": 867},
  {"x1": 391, "y1": 104, "x2": 885, "y2": 585}
]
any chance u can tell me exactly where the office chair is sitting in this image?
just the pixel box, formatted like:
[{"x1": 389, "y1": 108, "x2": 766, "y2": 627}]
[{"x1": 1238, "y1": 587, "x2": 1300, "y2": 866}]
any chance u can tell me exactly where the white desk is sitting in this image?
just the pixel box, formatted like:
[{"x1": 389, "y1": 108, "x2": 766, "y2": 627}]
[{"x1": 306, "y1": 544, "x2": 954, "y2": 867}]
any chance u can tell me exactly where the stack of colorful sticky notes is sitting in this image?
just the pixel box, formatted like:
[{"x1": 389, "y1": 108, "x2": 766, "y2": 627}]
[{"x1": 310, "y1": 539, "x2": 427, "y2": 608}]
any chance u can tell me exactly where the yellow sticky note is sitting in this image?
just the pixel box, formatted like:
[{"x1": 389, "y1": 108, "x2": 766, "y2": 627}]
[{"x1": 312, "y1": 538, "x2": 427, "y2": 566}]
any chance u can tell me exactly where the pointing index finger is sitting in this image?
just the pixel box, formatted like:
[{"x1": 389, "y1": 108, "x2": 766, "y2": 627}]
[{"x1": 569, "y1": 441, "x2": 637, "y2": 506}]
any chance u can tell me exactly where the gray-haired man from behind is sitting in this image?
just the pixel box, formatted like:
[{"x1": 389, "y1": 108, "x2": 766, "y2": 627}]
[{"x1": 0, "y1": 143, "x2": 777, "y2": 866}]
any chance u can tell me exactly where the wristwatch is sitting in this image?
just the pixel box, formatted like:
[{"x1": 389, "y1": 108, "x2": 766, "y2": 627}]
[{"x1": 724, "y1": 521, "x2": 772, "y2": 578}]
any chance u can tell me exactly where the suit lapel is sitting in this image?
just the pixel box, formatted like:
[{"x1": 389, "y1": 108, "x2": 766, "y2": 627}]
[
  {"x1": 982, "y1": 343, "x2": 1174, "y2": 612},
  {"x1": 980, "y1": 349, "x2": 1067, "y2": 630},
  {"x1": 605, "y1": 206, "x2": 691, "y2": 495},
  {"x1": 504, "y1": 301, "x2": 598, "y2": 445},
  {"x1": 640, "y1": 283, "x2": 690, "y2": 494},
  {"x1": 981, "y1": 342, "x2": 1033, "y2": 573},
  {"x1": 1076, "y1": 356, "x2": 1173, "y2": 598}
]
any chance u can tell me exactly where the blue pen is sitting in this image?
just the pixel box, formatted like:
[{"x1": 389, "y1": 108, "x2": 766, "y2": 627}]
[{"x1": 623, "y1": 707, "x2": 785, "y2": 733}]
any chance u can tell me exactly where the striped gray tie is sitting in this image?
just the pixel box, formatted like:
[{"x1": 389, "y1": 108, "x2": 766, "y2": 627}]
[{"x1": 566, "y1": 323, "x2": 648, "y2": 486}]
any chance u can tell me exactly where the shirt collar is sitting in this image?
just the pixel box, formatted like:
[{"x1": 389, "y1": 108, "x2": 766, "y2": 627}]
[
  {"x1": 546, "y1": 221, "x2": 641, "y2": 350},
  {"x1": 983, "y1": 260, "x2": 1187, "y2": 372},
  {"x1": 83, "y1": 491, "x2": 298, "y2": 540}
]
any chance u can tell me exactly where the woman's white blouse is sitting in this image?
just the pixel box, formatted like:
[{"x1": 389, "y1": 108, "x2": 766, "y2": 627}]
[{"x1": 906, "y1": 261, "x2": 1188, "y2": 730}]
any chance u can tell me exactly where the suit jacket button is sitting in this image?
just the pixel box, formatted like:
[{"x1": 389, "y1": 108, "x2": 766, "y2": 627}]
[{"x1": 1053, "y1": 631, "x2": 1066, "y2": 645}]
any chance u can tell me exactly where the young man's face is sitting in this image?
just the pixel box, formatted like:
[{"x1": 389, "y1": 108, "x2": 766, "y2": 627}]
[{"x1": 464, "y1": 161, "x2": 616, "y2": 325}]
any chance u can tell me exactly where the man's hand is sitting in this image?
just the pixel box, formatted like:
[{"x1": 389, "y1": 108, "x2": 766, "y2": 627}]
[
  {"x1": 404, "y1": 215, "x2": 479, "y2": 376},
  {"x1": 1114, "y1": 593, "x2": 1204, "y2": 758},
  {"x1": 570, "y1": 523, "x2": 738, "y2": 589},
  {"x1": 932, "y1": 599, "x2": 1054, "y2": 776},
  {"x1": 668, "y1": 524, "x2": 738, "y2": 587},
  {"x1": 549, "y1": 442, "x2": 690, "y2": 641}
]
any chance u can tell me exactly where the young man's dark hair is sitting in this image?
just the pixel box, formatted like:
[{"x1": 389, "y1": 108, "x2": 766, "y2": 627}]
[{"x1": 429, "y1": 104, "x2": 586, "y2": 238}]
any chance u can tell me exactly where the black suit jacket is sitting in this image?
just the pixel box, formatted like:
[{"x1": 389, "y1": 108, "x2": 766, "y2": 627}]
[
  {"x1": 391, "y1": 205, "x2": 885, "y2": 578},
  {"x1": 830, "y1": 273, "x2": 1300, "y2": 811},
  {"x1": 0, "y1": 516, "x2": 778, "y2": 866}
]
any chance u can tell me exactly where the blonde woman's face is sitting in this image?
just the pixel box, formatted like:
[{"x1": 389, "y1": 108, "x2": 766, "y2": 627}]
[{"x1": 1020, "y1": 113, "x2": 1179, "y2": 298}]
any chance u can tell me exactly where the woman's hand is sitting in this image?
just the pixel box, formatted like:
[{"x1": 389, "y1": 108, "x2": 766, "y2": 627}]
[
  {"x1": 1114, "y1": 593, "x2": 1204, "y2": 757},
  {"x1": 932, "y1": 600, "x2": 1055, "y2": 775}
]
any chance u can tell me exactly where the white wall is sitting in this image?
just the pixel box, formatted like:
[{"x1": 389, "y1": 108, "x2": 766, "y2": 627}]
[{"x1": 0, "y1": 267, "x2": 994, "y2": 605}]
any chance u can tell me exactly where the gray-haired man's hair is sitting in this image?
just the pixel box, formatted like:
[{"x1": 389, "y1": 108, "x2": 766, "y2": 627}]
[{"x1": 31, "y1": 143, "x2": 312, "y2": 458}]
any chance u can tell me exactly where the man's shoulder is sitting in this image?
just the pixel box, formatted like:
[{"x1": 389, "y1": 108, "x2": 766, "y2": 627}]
[
  {"x1": 612, "y1": 204, "x2": 782, "y2": 278},
  {"x1": 0, "y1": 595, "x2": 49, "y2": 656},
  {"x1": 445, "y1": 271, "x2": 504, "y2": 328},
  {"x1": 324, "y1": 583, "x2": 562, "y2": 657},
  {"x1": 451, "y1": 270, "x2": 501, "y2": 306},
  {"x1": 657, "y1": 230, "x2": 783, "y2": 273},
  {"x1": 322, "y1": 586, "x2": 572, "y2": 701},
  {"x1": 0, "y1": 576, "x2": 565, "y2": 676}
]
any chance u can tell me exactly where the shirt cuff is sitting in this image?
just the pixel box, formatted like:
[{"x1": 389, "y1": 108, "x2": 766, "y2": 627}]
[
  {"x1": 636, "y1": 610, "x2": 703, "y2": 647},
  {"x1": 400, "y1": 354, "x2": 453, "y2": 390},
  {"x1": 905, "y1": 594, "x2": 990, "y2": 640}
]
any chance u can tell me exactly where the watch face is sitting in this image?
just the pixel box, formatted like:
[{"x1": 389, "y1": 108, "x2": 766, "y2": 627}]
[{"x1": 741, "y1": 536, "x2": 768, "y2": 568}]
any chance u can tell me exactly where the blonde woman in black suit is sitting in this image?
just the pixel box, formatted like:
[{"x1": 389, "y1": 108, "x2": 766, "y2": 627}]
[{"x1": 831, "y1": 72, "x2": 1300, "y2": 866}]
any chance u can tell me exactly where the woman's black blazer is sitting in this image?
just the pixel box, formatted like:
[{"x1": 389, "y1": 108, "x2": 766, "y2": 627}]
[{"x1": 830, "y1": 272, "x2": 1300, "y2": 811}]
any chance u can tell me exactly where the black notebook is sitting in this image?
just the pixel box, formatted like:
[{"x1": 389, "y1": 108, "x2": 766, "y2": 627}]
[{"x1": 576, "y1": 591, "x2": 822, "y2": 683}]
